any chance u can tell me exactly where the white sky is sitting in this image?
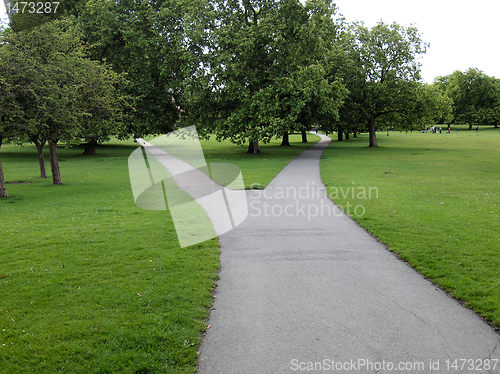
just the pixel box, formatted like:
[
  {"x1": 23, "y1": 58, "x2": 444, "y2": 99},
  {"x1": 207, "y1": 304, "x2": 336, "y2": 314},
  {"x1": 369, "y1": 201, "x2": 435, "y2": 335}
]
[
  {"x1": 1, "y1": 1, "x2": 499, "y2": 83},
  {"x1": 334, "y1": 0, "x2": 500, "y2": 83}
]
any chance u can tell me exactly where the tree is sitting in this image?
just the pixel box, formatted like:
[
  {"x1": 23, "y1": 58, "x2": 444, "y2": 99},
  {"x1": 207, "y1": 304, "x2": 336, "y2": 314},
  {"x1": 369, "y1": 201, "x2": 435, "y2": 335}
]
[
  {"x1": 79, "y1": 0, "x2": 200, "y2": 139},
  {"x1": 422, "y1": 83, "x2": 453, "y2": 126},
  {"x1": 385, "y1": 82, "x2": 453, "y2": 131},
  {"x1": 437, "y1": 68, "x2": 500, "y2": 129},
  {"x1": 0, "y1": 22, "x2": 84, "y2": 181},
  {"x1": 0, "y1": 20, "x2": 126, "y2": 183},
  {"x1": 185, "y1": 0, "x2": 347, "y2": 153},
  {"x1": 343, "y1": 21, "x2": 428, "y2": 146},
  {"x1": 185, "y1": 0, "x2": 278, "y2": 153},
  {"x1": 268, "y1": 0, "x2": 348, "y2": 146},
  {"x1": 77, "y1": 60, "x2": 130, "y2": 155}
]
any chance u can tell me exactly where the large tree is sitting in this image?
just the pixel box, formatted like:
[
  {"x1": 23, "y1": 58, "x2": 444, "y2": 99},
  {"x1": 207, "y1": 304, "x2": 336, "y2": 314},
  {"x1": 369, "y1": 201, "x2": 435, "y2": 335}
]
[
  {"x1": 343, "y1": 21, "x2": 428, "y2": 146},
  {"x1": 383, "y1": 82, "x2": 453, "y2": 131},
  {"x1": 436, "y1": 68, "x2": 500, "y2": 129},
  {"x1": 0, "y1": 21, "x2": 84, "y2": 181},
  {"x1": 185, "y1": 0, "x2": 279, "y2": 153},
  {"x1": 0, "y1": 20, "x2": 126, "y2": 183},
  {"x1": 79, "y1": 0, "x2": 203, "y2": 139},
  {"x1": 268, "y1": 0, "x2": 348, "y2": 146},
  {"x1": 185, "y1": 0, "x2": 347, "y2": 153}
]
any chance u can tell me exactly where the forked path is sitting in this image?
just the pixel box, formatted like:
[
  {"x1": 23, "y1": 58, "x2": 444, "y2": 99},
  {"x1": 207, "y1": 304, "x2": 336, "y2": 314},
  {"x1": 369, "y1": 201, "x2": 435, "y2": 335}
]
[{"x1": 198, "y1": 134, "x2": 500, "y2": 374}]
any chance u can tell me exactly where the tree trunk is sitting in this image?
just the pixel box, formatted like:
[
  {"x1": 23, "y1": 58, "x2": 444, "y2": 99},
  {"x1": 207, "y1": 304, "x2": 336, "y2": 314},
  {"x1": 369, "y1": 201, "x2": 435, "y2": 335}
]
[
  {"x1": 0, "y1": 137, "x2": 8, "y2": 198},
  {"x1": 345, "y1": 132, "x2": 350, "y2": 140},
  {"x1": 369, "y1": 115, "x2": 378, "y2": 147},
  {"x1": 301, "y1": 130, "x2": 308, "y2": 143},
  {"x1": 247, "y1": 140, "x2": 262, "y2": 154},
  {"x1": 49, "y1": 141, "x2": 62, "y2": 185},
  {"x1": 468, "y1": 123, "x2": 472, "y2": 130},
  {"x1": 337, "y1": 131, "x2": 343, "y2": 141},
  {"x1": 353, "y1": 132, "x2": 357, "y2": 138},
  {"x1": 281, "y1": 132, "x2": 291, "y2": 146},
  {"x1": 83, "y1": 139, "x2": 98, "y2": 155},
  {"x1": 34, "y1": 139, "x2": 47, "y2": 178}
]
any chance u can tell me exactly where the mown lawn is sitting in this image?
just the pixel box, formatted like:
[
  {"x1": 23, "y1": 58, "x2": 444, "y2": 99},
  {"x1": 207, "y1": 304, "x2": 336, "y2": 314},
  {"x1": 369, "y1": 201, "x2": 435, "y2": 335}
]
[
  {"x1": 0, "y1": 133, "x2": 319, "y2": 373},
  {"x1": 199, "y1": 133, "x2": 321, "y2": 189},
  {"x1": 320, "y1": 127, "x2": 500, "y2": 328}
]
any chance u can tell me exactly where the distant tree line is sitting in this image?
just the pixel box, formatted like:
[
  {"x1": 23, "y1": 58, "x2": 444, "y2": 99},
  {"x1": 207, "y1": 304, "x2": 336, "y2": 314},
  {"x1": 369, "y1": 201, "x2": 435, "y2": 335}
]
[
  {"x1": 434, "y1": 68, "x2": 500, "y2": 130},
  {"x1": 1, "y1": 0, "x2": 499, "y2": 197}
]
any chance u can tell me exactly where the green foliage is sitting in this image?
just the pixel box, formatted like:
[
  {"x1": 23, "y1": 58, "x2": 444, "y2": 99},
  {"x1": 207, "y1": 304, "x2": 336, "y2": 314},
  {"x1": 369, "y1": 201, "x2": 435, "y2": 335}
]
[
  {"x1": 186, "y1": 0, "x2": 347, "y2": 150},
  {"x1": 388, "y1": 83, "x2": 454, "y2": 130},
  {"x1": 9, "y1": 0, "x2": 88, "y2": 32},
  {"x1": 79, "y1": 0, "x2": 203, "y2": 138},
  {"x1": 0, "y1": 20, "x2": 85, "y2": 145},
  {"x1": 321, "y1": 129, "x2": 500, "y2": 327},
  {"x1": 338, "y1": 21, "x2": 429, "y2": 145},
  {"x1": 75, "y1": 59, "x2": 131, "y2": 153},
  {"x1": 0, "y1": 19, "x2": 127, "y2": 180},
  {"x1": 436, "y1": 68, "x2": 500, "y2": 127}
]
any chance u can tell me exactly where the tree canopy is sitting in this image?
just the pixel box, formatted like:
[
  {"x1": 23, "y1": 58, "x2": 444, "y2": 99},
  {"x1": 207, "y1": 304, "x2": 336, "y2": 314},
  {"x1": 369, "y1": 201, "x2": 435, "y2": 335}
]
[
  {"x1": 0, "y1": 19, "x2": 127, "y2": 184},
  {"x1": 338, "y1": 21, "x2": 429, "y2": 146},
  {"x1": 185, "y1": 0, "x2": 348, "y2": 152},
  {"x1": 79, "y1": 0, "x2": 205, "y2": 138},
  {"x1": 435, "y1": 68, "x2": 500, "y2": 129}
]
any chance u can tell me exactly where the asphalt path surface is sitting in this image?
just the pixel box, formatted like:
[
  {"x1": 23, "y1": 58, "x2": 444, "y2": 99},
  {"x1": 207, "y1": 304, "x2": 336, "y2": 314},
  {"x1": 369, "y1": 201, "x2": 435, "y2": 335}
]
[{"x1": 198, "y1": 133, "x2": 500, "y2": 374}]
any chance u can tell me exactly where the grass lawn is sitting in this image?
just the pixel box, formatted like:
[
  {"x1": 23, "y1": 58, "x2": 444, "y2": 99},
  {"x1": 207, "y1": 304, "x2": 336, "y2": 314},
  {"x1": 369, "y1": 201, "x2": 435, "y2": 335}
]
[
  {"x1": 199, "y1": 133, "x2": 321, "y2": 189},
  {"x1": 320, "y1": 127, "x2": 500, "y2": 328},
  {"x1": 0, "y1": 133, "x2": 319, "y2": 373}
]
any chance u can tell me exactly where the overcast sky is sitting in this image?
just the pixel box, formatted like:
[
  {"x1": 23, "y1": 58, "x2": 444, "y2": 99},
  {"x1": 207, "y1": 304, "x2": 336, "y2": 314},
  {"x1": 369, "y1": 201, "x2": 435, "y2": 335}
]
[
  {"x1": 1, "y1": 0, "x2": 499, "y2": 83},
  {"x1": 334, "y1": 0, "x2": 500, "y2": 83}
]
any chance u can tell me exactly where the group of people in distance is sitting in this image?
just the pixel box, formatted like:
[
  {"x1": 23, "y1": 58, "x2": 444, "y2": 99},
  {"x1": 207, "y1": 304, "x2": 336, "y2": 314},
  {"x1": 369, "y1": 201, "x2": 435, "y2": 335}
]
[
  {"x1": 420, "y1": 126, "x2": 445, "y2": 134},
  {"x1": 418, "y1": 125, "x2": 483, "y2": 134}
]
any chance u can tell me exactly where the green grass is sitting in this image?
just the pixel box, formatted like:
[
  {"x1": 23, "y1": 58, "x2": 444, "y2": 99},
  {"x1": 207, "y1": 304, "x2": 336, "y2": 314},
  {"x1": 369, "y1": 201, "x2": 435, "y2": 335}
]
[
  {"x1": 199, "y1": 133, "x2": 321, "y2": 189},
  {"x1": 320, "y1": 128, "x2": 500, "y2": 327},
  {"x1": 0, "y1": 133, "x2": 318, "y2": 373}
]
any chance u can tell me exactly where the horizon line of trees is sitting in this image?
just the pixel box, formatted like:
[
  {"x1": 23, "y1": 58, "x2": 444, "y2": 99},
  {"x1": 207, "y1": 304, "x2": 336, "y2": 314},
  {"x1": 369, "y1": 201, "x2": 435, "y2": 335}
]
[{"x1": 1, "y1": 0, "x2": 500, "y2": 198}]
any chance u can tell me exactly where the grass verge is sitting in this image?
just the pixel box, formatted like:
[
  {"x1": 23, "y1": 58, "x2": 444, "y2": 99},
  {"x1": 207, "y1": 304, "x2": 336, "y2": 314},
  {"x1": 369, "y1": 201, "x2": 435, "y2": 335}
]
[{"x1": 320, "y1": 128, "x2": 500, "y2": 328}]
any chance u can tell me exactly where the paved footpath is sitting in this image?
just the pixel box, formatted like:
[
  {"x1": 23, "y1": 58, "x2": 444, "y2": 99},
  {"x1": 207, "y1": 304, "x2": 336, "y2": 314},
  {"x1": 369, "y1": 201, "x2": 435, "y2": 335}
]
[{"x1": 198, "y1": 134, "x2": 500, "y2": 374}]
